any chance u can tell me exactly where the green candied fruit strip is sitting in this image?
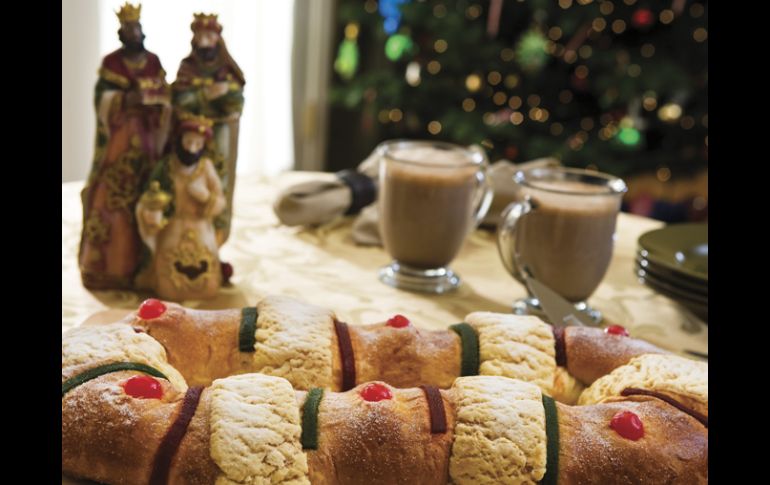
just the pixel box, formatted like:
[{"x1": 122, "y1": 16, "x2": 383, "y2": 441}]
[
  {"x1": 541, "y1": 394, "x2": 560, "y2": 485},
  {"x1": 301, "y1": 388, "x2": 325, "y2": 450},
  {"x1": 449, "y1": 323, "x2": 480, "y2": 377},
  {"x1": 61, "y1": 362, "x2": 168, "y2": 397},
  {"x1": 238, "y1": 306, "x2": 259, "y2": 352}
]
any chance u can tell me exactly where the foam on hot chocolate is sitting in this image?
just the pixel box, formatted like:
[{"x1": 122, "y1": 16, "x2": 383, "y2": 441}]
[
  {"x1": 385, "y1": 146, "x2": 479, "y2": 184},
  {"x1": 527, "y1": 179, "x2": 621, "y2": 212},
  {"x1": 388, "y1": 145, "x2": 472, "y2": 165}
]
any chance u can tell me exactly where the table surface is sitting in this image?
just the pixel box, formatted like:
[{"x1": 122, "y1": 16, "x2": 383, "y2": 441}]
[
  {"x1": 62, "y1": 171, "x2": 707, "y2": 484},
  {"x1": 62, "y1": 171, "x2": 707, "y2": 352}
]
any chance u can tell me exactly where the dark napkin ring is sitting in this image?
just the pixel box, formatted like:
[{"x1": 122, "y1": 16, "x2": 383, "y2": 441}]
[{"x1": 336, "y1": 169, "x2": 377, "y2": 215}]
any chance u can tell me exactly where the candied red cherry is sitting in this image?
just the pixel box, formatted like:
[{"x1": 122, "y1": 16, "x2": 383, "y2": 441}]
[
  {"x1": 123, "y1": 375, "x2": 163, "y2": 399},
  {"x1": 610, "y1": 410, "x2": 644, "y2": 440},
  {"x1": 138, "y1": 298, "x2": 166, "y2": 319},
  {"x1": 360, "y1": 383, "x2": 393, "y2": 402},
  {"x1": 387, "y1": 314, "x2": 410, "y2": 328},
  {"x1": 605, "y1": 324, "x2": 629, "y2": 337}
]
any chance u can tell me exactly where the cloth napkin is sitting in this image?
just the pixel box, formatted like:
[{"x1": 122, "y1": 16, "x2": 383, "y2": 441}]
[
  {"x1": 273, "y1": 152, "x2": 379, "y2": 226},
  {"x1": 273, "y1": 151, "x2": 560, "y2": 246}
]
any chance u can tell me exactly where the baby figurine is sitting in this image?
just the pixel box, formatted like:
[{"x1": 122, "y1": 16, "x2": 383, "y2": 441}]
[{"x1": 135, "y1": 113, "x2": 226, "y2": 300}]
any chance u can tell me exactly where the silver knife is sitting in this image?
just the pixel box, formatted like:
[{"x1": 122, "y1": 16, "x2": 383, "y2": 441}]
[{"x1": 521, "y1": 269, "x2": 595, "y2": 327}]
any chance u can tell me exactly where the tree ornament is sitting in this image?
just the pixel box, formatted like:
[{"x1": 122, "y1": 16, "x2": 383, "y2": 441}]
[
  {"x1": 334, "y1": 23, "x2": 360, "y2": 80},
  {"x1": 658, "y1": 103, "x2": 682, "y2": 122},
  {"x1": 515, "y1": 28, "x2": 549, "y2": 74},
  {"x1": 405, "y1": 61, "x2": 421, "y2": 86},
  {"x1": 487, "y1": 0, "x2": 504, "y2": 38},
  {"x1": 379, "y1": 0, "x2": 411, "y2": 35},
  {"x1": 631, "y1": 8, "x2": 655, "y2": 29},
  {"x1": 465, "y1": 74, "x2": 483, "y2": 92},
  {"x1": 385, "y1": 33, "x2": 414, "y2": 61},
  {"x1": 616, "y1": 127, "x2": 641, "y2": 146}
]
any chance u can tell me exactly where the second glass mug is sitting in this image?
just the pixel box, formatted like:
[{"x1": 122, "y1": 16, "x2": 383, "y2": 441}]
[
  {"x1": 377, "y1": 140, "x2": 494, "y2": 293},
  {"x1": 496, "y1": 166, "x2": 627, "y2": 322}
]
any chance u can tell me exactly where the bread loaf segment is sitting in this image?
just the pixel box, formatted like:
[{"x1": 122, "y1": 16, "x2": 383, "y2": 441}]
[
  {"x1": 349, "y1": 323, "x2": 462, "y2": 389},
  {"x1": 557, "y1": 396, "x2": 708, "y2": 484},
  {"x1": 89, "y1": 297, "x2": 678, "y2": 406},
  {"x1": 449, "y1": 376, "x2": 547, "y2": 484},
  {"x1": 128, "y1": 303, "x2": 249, "y2": 387},
  {"x1": 62, "y1": 323, "x2": 187, "y2": 391},
  {"x1": 61, "y1": 372, "x2": 185, "y2": 484},
  {"x1": 578, "y1": 353, "x2": 708, "y2": 417},
  {"x1": 62, "y1": 370, "x2": 708, "y2": 485},
  {"x1": 209, "y1": 373, "x2": 309, "y2": 484},
  {"x1": 252, "y1": 295, "x2": 336, "y2": 390},
  {"x1": 305, "y1": 382, "x2": 455, "y2": 485},
  {"x1": 564, "y1": 327, "x2": 666, "y2": 385},
  {"x1": 465, "y1": 312, "x2": 556, "y2": 395}
]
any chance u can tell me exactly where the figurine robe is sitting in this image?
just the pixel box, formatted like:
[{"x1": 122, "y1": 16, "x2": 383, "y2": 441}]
[
  {"x1": 136, "y1": 154, "x2": 226, "y2": 300},
  {"x1": 79, "y1": 49, "x2": 171, "y2": 289}
]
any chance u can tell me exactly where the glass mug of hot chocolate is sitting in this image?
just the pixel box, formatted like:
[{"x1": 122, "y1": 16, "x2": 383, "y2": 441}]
[
  {"x1": 377, "y1": 140, "x2": 494, "y2": 293},
  {"x1": 496, "y1": 166, "x2": 627, "y2": 322}
]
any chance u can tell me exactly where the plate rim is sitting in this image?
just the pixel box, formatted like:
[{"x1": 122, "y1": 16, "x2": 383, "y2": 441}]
[
  {"x1": 637, "y1": 266, "x2": 709, "y2": 305},
  {"x1": 635, "y1": 256, "x2": 708, "y2": 295},
  {"x1": 637, "y1": 223, "x2": 708, "y2": 282}
]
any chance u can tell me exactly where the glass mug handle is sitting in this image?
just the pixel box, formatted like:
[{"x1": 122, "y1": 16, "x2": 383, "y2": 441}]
[
  {"x1": 496, "y1": 199, "x2": 533, "y2": 283},
  {"x1": 468, "y1": 145, "x2": 494, "y2": 229}
]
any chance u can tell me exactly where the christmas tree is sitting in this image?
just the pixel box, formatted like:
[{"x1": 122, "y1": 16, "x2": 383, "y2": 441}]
[{"x1": 329, "y1": 0, "x2": 707, "y2": 181}]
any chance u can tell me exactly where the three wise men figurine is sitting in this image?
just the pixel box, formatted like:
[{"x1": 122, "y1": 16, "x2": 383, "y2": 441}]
[
  {"x1": 78, "y1": 2, "x2": 172, "y2": 289},
  {"x1": 135, "y1": 114, "x2": 226, "y2": 301},
  {"x1": 172, "y1": 13, "x2": 245, "y2": 246}
]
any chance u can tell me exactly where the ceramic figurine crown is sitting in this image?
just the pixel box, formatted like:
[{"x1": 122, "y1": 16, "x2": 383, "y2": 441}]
[
  {"x1": 116, "y1": 2, "x2": 142, "y2": 23},
  {"x1": 178, "y1": 112, "x2": 215, "y2": 138},
  {"x1": 191, "y1": 13, "x2": 222, "y2": 33}
]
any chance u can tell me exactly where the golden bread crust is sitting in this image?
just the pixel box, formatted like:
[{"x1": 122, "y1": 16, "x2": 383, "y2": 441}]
[
  {"x1": 305, "y1": 382, "x2": 455, "y2": 485},
  {"x1": 557, "y1": 396, "x2": 707, "y2": 484},
  {"x1": 348, "y1": 323, "x2": 461, "y2": 389},
  {"x1": 564, "y1": 327, "x2": 666, "y2": 385}
]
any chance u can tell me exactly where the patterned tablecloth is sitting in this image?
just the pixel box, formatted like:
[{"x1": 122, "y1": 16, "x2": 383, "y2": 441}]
[
  {"x1": 62, "y1": 171, "x2": 707, "y2": 355},
  {"x1": 62, "y1": 171, "x2": 707, "y2": 484}
]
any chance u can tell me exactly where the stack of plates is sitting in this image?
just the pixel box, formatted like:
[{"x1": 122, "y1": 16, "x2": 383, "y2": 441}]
[{"x1": 635, "y1": 223, "x2": 708, "y2": 322}]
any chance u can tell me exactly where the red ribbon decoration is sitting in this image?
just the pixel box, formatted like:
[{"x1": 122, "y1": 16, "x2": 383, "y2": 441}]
[
  {"x1": 149, "y1": 386, "x2": 204, "y2": 485},
  {"x1": 334, "y1": 320, "x2": 357, "y2": 391},
  {"x1": 420, "y1": 385, "x2": 447, "y2": 434}
]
